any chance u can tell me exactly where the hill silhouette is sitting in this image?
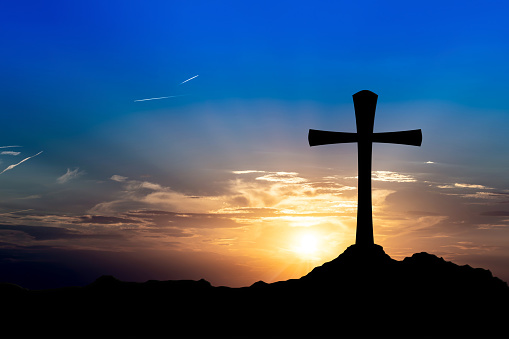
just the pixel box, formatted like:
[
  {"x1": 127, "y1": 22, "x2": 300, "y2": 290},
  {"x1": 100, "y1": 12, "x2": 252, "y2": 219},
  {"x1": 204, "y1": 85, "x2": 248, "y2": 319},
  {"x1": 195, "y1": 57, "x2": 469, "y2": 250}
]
[{"x1": 2, "y1": 244, "x2": 508, "y2": 338}]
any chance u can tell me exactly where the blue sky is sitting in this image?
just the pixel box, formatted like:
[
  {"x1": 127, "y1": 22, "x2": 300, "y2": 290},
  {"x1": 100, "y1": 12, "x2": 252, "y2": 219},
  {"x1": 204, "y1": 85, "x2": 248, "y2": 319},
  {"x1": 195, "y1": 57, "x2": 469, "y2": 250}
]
[{"x1": 1, "y1": 1, "x2": 509, "y2": 288}]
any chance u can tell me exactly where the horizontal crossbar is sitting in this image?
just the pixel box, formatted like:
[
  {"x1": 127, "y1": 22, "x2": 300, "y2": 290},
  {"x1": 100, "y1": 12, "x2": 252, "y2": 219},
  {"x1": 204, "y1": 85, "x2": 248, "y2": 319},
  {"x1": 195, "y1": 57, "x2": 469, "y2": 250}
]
[{"x1": 308, "y1": 129, "x2": 422, "y2": 147}]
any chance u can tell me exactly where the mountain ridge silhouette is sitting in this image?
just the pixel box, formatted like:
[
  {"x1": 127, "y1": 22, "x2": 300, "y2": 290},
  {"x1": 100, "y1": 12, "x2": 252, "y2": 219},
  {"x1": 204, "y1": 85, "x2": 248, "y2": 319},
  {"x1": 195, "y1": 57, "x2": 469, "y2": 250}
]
[{"x1": 2, "y1": 244, "x2": 508, "y2": 338}]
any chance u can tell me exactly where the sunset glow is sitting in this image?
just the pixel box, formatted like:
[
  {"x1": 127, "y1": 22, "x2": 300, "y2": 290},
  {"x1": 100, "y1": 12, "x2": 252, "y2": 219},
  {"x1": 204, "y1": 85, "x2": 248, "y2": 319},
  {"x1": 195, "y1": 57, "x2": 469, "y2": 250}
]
[
  {"x1": 292, "y1": 232, "x2": 320, "y2": 258},
  {"x1": 1, "y1": 1, "x2": 509, "y2": 290}
]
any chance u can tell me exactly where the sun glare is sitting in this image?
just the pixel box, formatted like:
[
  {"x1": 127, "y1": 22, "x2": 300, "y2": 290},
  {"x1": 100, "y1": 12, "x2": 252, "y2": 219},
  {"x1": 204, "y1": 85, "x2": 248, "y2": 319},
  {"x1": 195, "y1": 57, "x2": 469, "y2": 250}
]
[{"x1": 293, "y1": 232, "x2": 319, "y2": 259}]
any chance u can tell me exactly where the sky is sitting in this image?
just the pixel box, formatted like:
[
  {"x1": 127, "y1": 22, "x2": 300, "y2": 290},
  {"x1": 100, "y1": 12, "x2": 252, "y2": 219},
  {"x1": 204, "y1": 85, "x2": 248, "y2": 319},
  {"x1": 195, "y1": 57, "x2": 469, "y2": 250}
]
[{"x1": 1, "y1": 0, "x2": 509, "y2": 289}]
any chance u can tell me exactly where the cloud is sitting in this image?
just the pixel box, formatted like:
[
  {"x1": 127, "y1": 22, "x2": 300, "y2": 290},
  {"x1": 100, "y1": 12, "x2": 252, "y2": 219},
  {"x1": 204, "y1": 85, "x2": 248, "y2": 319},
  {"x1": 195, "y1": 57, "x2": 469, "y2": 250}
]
[
  {"x1": 232, "y1": 170, "x2": 266, "y2": 174},
  {"x1": 3, "y1": 167, "x2": 495, "y2": 260},
  {"x1": 8, "y1": 166, "x2": 509, "y2": 284},
  {"x1": 94, "y1": 171, "x2": 344, "y2": 220},
  {"x1": 0, "y1": 209, "x2": 34, "y2": 216},
  {"x1": 454, "y1": 183, "x2": 489, "y2": 189},
  {"x1": 438, "y1": 191, "x2": 509, "y2": 200},
  {"x1": 480, "y1": 211, "x2": 509, "y2": 217},
  {"x1": 125, "y1": 181, "x2": 163, "y2": 191},
  {"x1": 111, "y1": 175, "x2": 128, "y2": 182},
  {"x1": 90, "y1": 177, "x2": 224, "y2": 215},
  {"x1": 432, "y1": 181, "x2": 508, "y2": 202},
  {"x1": 0, "y1": 151, "x2": 43, "y2": 175},
  {"x1": 90, "y1": 170, "x2": 359, "y2": 224},
  {"x1": 14, "y1": 195, "x2": 41, "y2": 200},
  {"x1": 222, "y1": 171, "x2": 360, "y2": 216},
  {"x1": 1, "y1": 151, "x2": 20, "y2": 156},
  {"x1": 76, "y1": 215, "x2": 143, "y2": 225},
  {"x1": 232, "y1": 171, "x2": 310, "y2": 184},
  {"x1": 0, "y1": 145, "x2": 22, "y2": 149},
  {"x1": 0, "y1": 224, "x2": 111, "y2": 241},
  {"x1": 438, "y1": 183, "x2": 490, "y2": 190},
  {"x1": 255, "y1": 172, "x2": 307, "y2": 184},
  {"x1": 460, "y1": 192, "x2": 505, "y2": 199},
  {"x1": 125, "y1": 210, "x2": 242, "y2": 230},
  {"x1": 476, "y1": 224, "x2": 509, "y2": 230},
  {"x1": 372, "y1": 171, "x2": 416, "y2": 183},
  {"x1": 56, "y1": 168, "x2": 85, "y2": 184}
]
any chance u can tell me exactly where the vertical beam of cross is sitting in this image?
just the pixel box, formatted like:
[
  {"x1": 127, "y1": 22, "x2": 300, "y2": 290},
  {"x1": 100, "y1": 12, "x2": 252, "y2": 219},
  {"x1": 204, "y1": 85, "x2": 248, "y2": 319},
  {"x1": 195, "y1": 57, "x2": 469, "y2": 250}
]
[
  {"x1": 308, "y1": 90, "x2": 422, "y2": 246},
  {"x1": 353, "y1": 91, "x2": 377, "y2": 245}
]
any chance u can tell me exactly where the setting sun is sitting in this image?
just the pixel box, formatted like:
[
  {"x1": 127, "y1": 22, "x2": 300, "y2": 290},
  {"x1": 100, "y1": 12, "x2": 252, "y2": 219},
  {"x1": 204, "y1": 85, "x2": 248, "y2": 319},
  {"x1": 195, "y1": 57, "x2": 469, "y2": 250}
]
[{"x1": 293, "y1": 232, "x2": 319, "y2": 259}]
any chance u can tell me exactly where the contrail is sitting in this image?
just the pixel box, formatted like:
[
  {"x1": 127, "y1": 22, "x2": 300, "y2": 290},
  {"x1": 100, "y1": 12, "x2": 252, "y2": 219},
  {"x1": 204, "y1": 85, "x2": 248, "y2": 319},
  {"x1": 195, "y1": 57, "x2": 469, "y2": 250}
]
[
  {"x1": 0, "y1": 145, "x2": 22, "y2": 148},
  {"x1": 134, "y1": 95, "x2": 182, "y2": 102},
  {"x1": 134, "y1": 75, "x2": 198, "y2": 102},
  {"x1": 0, "y1": 151, "x2": 43, "y2": 175},
  {"x1": 179, "y1": 74, "x2": 199, "y2": 85}
]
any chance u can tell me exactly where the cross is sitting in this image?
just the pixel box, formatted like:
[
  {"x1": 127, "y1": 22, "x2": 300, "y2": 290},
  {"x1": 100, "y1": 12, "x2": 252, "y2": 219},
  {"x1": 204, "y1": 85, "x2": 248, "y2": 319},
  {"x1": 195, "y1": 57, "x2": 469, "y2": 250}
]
[{"x1": 308, "y1": 90, "x2": 422, "y2": 246}]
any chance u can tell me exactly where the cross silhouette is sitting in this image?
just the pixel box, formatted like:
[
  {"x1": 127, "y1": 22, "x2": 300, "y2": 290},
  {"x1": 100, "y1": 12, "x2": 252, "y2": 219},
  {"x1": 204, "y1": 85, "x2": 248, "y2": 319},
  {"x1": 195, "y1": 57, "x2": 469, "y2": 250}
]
[{"x1": 308, "y1": 90, "x2": 422, "y2": 246}]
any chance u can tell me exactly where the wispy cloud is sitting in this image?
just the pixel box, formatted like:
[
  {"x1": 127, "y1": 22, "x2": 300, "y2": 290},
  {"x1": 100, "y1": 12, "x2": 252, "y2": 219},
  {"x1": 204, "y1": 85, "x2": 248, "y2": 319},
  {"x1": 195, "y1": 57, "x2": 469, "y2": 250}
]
[
  {"x1": 0, "y1": 145, "x2": 22, "y2": 149},
  {"x1": 454, "y1": 183, "x2": 490, "y2": 189},
  {"x1": 232, "y1": 170, "x2": 266, "y2": 174},
  {"x1": 372, "y1": 171, "x2": 416, "y2": 183},
  {"x1": 57, "y1": 168, "x2": 85, "y2": 184},
  {"x1": 0, "y1": 208, "x2": 34, "y2": 216},
  {"x1": 233, "y1": 170, "x2": 308, "y2": 184},
  {"x1": 0, "y1": 151, "x2": 43, "y2": 175},
  {"x1": 76, "y1": 215, "x2": 143, "y2": 225},
  {"x1": 14, "y1": 195, "x2": 41, "y2": 200},
  {"x1": 1, "y1": 151, "x2": 20, "y2": 156},
  {"x1": 438, "y1": 183, "x2": 490, "y2": 190},
  {"x1": 111, "y1": 174, "x2": 128, "y2": 182},
  {"x1": 460, "y1": 192, "x2": 505, "y2": 199},
  {"x1": 255, "y1": 172, "x2": 307, "y2": 184},
  {"x1": 179, "y1": 74, "x2": 199, "y2": 85}
]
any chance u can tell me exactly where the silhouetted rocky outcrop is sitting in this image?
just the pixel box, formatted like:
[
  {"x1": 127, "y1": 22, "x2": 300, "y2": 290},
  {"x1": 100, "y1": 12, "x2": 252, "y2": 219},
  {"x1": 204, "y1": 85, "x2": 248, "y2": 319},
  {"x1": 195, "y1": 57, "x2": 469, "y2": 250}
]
[{"x1": 2, "y1": 245, "x2": 508, "y2": 338}]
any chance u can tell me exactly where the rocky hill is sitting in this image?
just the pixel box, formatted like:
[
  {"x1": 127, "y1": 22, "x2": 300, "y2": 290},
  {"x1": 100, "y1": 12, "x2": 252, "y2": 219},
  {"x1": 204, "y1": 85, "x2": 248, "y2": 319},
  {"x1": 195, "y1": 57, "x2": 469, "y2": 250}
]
[{"x1": 2, "y1": 244, "x2": 508, "y2": 338}]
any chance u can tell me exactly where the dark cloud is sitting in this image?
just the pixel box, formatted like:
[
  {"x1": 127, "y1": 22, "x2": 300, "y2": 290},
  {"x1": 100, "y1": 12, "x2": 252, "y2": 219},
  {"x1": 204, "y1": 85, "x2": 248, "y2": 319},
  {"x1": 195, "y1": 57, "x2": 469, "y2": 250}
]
[
  {"x1": 76, "y1": 215, "x2": 143, "y2": 225},
  {"x1": 0, "y1": 224, "x2": 82, "y2": 241},
  {"x1": 480, "y1": 211, "x2": 509, "y2": 217},
  {"x1": 0, "y1": 224, "x2": 118, "y2": 241}
]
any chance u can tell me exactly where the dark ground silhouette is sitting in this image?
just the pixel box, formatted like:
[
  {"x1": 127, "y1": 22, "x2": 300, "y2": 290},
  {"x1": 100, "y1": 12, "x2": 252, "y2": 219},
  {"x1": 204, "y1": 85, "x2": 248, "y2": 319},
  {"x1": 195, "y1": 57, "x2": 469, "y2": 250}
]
[{"x1": 2, "y1": 244, "x2": 508, "y2": 338}]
